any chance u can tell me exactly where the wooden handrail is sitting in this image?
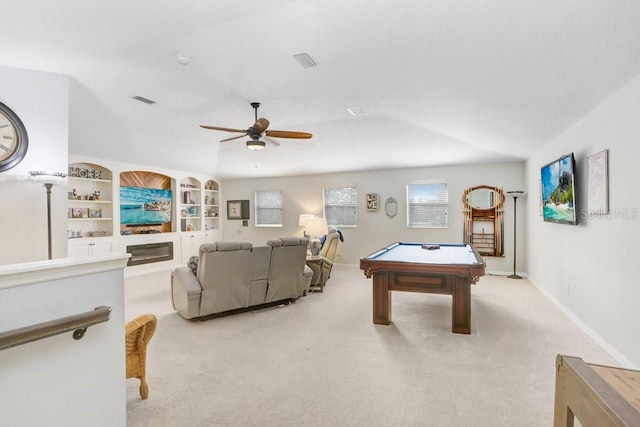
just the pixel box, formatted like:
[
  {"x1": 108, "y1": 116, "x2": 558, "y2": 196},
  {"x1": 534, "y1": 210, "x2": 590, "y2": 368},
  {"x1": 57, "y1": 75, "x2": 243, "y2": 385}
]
[{"x1": 0, "y1": 306, "x2": 112, "y2": 351}]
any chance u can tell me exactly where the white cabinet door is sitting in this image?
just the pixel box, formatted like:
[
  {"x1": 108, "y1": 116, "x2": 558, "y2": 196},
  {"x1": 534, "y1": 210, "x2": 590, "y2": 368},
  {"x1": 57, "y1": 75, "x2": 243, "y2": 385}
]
[
  {"x1": 181, "y1": 233, "x2": 203, "y2": 263},
  {"x1": 68, "y1": 239, "x2": 114, "y2": 257},
  {"x1": 203, "y1": 230, "x2": 222, "y2": 244},
  {"x1": 68, "y1": 241, "x2": 92, "y2": 257},
  {"x1": 92, "y1": 240, "x2": 114, "y2": 255}
]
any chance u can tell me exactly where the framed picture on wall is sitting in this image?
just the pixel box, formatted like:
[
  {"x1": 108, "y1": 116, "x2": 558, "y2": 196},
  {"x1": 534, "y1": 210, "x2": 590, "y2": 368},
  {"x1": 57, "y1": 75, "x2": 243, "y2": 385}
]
[
  {"x1": 587, "y1": 149, "x2": 609, "y2": 214},
  {"x1": 366, "y1": 193, "x2": 379, "y2": 211}
]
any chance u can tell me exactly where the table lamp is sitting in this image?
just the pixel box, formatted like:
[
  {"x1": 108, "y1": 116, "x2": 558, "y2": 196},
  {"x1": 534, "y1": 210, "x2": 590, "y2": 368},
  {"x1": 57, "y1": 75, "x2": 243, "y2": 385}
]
[
  {"x1": 298, "y1": 213, "x2": 315, "y2": 226},
  {"x1": 305, "y1": 217, "x2": 328, "y2": 256}
]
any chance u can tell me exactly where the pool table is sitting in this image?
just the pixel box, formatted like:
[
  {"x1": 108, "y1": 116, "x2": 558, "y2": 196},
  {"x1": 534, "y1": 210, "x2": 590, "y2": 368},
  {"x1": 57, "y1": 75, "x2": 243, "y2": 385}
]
[{"x1": 360, "y1": 242, "x2": 485, "y2": 334}]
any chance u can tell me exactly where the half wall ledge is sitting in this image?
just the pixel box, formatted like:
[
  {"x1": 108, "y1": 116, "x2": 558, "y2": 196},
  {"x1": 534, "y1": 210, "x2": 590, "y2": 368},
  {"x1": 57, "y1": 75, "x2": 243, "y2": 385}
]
[{"x1": 0, "y1": 253, "x2": 131, "y2": 289}]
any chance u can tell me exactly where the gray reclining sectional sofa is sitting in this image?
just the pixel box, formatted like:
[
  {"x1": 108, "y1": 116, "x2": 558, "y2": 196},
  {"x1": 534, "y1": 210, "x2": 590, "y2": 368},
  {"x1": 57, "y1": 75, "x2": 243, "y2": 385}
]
[{"x1": 171, "y1": 237, "x2": 312, "y2": 319}]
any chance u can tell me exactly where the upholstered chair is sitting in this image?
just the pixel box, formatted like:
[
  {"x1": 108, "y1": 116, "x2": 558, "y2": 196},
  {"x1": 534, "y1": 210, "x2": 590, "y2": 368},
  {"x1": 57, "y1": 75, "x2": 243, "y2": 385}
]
[
  {"x1": 125, "y1": 314, "x2": 157, "y2": 399},
  {"x1": 308, "y1": 231, "x2": 340, "y2": 289}
]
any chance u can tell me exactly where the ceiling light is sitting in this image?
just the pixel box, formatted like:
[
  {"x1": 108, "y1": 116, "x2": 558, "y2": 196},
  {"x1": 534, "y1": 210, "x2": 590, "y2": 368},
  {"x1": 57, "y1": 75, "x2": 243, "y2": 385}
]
[
  {"x1": 347, "y1": 106, "x2": 365, "y2": 116},
  {"x1": 177, "y1": 54, "x2": 191, "y2": 65},
  {"x1": 246, "y1": 140, "x2": 266, "y2": 150},
  {"x1": 293, "y1": 52, "x2": 317, "y2": 68}
]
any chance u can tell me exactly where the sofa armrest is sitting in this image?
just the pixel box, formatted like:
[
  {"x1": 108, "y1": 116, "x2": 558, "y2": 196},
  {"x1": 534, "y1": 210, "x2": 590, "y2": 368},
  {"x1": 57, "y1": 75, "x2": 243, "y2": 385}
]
[
  {"x1": 321, "y1": 258, "x2": 334, "y2": 269},
  {"x1": 171, "y1": 267, "x2": 203, "y2": 319},
  {"x1": 321, "y1": 257, "x2": 334, "y2": 280}
]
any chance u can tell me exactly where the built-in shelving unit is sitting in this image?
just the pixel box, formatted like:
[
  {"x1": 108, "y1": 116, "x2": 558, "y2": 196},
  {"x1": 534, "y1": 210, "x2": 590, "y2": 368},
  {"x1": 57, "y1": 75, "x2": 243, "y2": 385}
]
[
  {"x1": 203, "y1": 179, "x2": 219, "y2": 231},
  {"x1": 179, "y1": 177, "x2": 201, "y2": 232},
  {"x1": 67, "y1": 163, "x2": 114, "y2": 239},
  {"x1": 67, "y1": 162, "x2": 115, "y2": 258},
  {"x1": 66, "y1": 159, "x2": 222, "y2": 267}
]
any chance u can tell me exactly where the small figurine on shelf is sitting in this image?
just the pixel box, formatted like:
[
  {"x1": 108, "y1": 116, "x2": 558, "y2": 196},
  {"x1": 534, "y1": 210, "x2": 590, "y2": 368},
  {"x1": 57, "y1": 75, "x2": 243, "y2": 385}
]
[
  {"x1": 72, "y1": 188, "x2": 78, "y2": 200},
  {"x1": 205, "y1": 195, "x2": 210, "y2": 205},
  {"x1": 93, "y1": 190, "x2": 101, "y2": 201},
  {"x1": 186, "y1": 224, "x2": 194, "y2": 231}
]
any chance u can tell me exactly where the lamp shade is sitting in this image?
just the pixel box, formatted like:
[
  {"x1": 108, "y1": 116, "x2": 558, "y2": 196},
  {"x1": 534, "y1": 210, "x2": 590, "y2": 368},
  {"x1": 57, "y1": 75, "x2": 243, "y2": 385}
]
[
  {"x1": 305, "y1": 217, "x2": 328, "y2": 237},
  {"x1": 506, "y1": 190, "x2": 526, "y2": 198},
  {"x1": 28, "y1": 170, "x2": 67, "y2": 184},
  {"x1": 298, "y1": 213, "x2": 315, "y2": 226}
]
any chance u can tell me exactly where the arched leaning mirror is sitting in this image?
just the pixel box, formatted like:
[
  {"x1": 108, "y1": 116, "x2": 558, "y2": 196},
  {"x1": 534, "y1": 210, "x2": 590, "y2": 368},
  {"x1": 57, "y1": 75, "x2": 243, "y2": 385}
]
[{"x1": 462, "y1": 185, "x2": 505, "y2": 256}]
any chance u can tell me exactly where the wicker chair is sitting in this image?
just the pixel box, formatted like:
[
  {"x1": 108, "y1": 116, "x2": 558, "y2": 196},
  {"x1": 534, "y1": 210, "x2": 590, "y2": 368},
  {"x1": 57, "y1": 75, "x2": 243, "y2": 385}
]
[{"x1": 125, "y1": 314, "x2": 157, "y2": 399}]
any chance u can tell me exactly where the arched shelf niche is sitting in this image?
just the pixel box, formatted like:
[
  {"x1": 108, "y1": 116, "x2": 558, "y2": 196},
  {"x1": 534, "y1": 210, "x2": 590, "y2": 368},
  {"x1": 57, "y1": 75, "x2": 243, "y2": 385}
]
[{"x1": 462, "y1": 185, "x2": 505, "y2": 257}]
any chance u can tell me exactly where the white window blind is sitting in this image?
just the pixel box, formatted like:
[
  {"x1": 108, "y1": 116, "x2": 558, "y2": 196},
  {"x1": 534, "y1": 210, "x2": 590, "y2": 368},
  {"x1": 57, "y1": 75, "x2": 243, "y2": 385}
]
[
  {"x1": 407, "y1": 181, "x2": 448, "y2": 228},
  {"x1": 255, "y1": 190, "x2": 283, "y2": 227},
  {"x1": 324, "y1": 186, "x2": 357, "y2": 227}
]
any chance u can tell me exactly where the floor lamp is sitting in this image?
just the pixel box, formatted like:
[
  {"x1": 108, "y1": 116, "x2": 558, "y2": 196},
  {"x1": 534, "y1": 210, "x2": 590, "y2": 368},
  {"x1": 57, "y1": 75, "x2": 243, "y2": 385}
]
[
  {"x1": 29, "y1": 171, "x2": 67, "y2": 260},
  {"x1": 506, "y1": 190, "x2": 526, "y2": 279}
]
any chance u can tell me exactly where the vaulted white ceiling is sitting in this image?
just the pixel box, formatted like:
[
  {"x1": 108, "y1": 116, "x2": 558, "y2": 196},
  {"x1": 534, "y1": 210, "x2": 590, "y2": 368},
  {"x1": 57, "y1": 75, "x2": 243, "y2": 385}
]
[{"x1": 2, "y1": 1, "x2": 640, "y2": 179}]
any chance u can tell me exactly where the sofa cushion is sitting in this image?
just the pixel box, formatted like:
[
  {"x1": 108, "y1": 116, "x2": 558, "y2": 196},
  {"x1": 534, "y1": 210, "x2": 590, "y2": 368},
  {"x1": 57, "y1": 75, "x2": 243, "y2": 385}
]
[
  {"x1": 200, "y1": 241, "x2": 252, "y2": 254},
  {"x1": 267, "y1": 237, "x2": 308, "y2": 247}
]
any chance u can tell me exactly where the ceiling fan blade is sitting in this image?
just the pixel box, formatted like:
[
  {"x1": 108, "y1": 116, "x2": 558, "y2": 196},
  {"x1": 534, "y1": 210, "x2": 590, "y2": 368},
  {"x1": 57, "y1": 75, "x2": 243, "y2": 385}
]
[
  {"x1": 263, "y1": 136, "x2": 281, "y2": 147},
  {"x1": 265, "y1": 130, "x2": 313, "y2": 139},
  {"x1": 200, "y1": 125, "x2": 247, "y2": 133},
  {"x1": 219, "y1": 133, "x2": 248, "y2": 143}
]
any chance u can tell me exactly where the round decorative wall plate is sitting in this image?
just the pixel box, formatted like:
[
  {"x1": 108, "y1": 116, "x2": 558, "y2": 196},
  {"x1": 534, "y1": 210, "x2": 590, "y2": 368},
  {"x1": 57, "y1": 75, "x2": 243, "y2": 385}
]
[{"x1": 385, "y1": 197, "x2": 398, "y2": 218}]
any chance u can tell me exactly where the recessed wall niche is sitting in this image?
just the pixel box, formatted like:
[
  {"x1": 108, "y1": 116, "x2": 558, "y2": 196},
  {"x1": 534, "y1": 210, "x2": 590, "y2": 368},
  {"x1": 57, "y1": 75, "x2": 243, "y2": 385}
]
[{"x1": 120, "y1": 171, "x2": 174, "y2": 234}]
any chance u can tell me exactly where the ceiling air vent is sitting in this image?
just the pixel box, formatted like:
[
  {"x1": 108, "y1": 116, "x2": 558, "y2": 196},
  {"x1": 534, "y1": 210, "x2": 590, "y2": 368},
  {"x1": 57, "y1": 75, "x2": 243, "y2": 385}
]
[
  {"x1": 131, "y1": 95, "x2": 156, "y2": 105},
  {"x1": 347, "y1": 106, "x2": 366, "y2": 116},
  {"x1": 293, "y1": 53, "x2": 317, "y2": 68}
]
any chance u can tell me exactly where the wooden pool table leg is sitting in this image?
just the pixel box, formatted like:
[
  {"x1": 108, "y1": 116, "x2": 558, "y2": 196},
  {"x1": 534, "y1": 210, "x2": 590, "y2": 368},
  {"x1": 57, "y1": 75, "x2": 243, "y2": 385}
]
[
  {"x1": 451, "y1": 277, "x2": 471, "y2": 334},
  {"x1": 372, "y1": 272, "x2": 391, "y2": 325}
]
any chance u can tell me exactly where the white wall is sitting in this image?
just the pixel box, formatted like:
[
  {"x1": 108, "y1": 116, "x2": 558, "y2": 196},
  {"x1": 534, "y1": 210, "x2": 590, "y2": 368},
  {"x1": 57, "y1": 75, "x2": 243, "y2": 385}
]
[
  {"x1": 0, "y1": 255, "x2": 129, "y2": 426},
  {"x1": 526, "y1": 74, "x2": 640, "y2": 368},
  {"x1": 221, "y1": 162, "x2": 525, "y2": 273},
  {"x1": 0, "y1": 65, "x2": 69, "y2": 264}
]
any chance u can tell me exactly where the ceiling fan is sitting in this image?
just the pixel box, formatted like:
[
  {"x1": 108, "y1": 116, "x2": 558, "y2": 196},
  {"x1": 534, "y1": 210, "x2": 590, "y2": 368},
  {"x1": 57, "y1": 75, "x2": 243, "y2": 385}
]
[{"x1": 200, "y1": 102, "x2": 312, "y2": 150}]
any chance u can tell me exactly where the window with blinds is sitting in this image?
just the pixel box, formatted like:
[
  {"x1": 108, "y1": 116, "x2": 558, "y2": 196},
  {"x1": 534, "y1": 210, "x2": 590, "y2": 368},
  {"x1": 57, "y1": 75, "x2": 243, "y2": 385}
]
[
  {"x1": 324, "y1": 186, "x2": 357, "y2": 227},
  {"x1": 255, "y1": 190, "x2": 283, "y2": 227},
  {"x1": 407, "y1": 180, "x2": 448, "y2": 228}
]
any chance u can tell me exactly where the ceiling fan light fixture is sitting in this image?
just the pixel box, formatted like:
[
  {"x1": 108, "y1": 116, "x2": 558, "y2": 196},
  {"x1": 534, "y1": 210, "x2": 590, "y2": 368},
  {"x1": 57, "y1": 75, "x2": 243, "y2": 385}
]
[{"x1": 246, "y1": 140, "x2": 266, "y2": 150}]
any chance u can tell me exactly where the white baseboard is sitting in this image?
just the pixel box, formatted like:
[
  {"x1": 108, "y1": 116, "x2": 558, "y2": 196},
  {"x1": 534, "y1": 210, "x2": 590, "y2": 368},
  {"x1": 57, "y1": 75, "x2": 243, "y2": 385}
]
[
  {"x1": 530, "y1": 281, "x2": 637, "y2": 370},
  {"x1": 124, "y1": 260, "x2": 180, "y2": 278}
]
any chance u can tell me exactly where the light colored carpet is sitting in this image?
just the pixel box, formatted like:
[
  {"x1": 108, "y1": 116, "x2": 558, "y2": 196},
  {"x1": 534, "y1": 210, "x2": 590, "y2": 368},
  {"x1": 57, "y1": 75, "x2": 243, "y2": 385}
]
[{"x1": 125, "y1": 265, "x2": 616, "y2": 426}]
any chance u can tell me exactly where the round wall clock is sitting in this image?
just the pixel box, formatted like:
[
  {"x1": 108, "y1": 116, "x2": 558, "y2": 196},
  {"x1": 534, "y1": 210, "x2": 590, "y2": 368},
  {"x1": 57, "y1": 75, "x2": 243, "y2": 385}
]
[{"x1": 0, "y1": 101, "x2": 29, "y2": 172}]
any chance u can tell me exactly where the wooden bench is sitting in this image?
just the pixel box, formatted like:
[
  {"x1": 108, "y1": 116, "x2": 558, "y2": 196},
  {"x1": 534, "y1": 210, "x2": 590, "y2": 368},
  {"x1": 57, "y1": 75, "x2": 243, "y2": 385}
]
[{"x1": 554, "y1": 354, "x2": 640, "y2": 426}]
